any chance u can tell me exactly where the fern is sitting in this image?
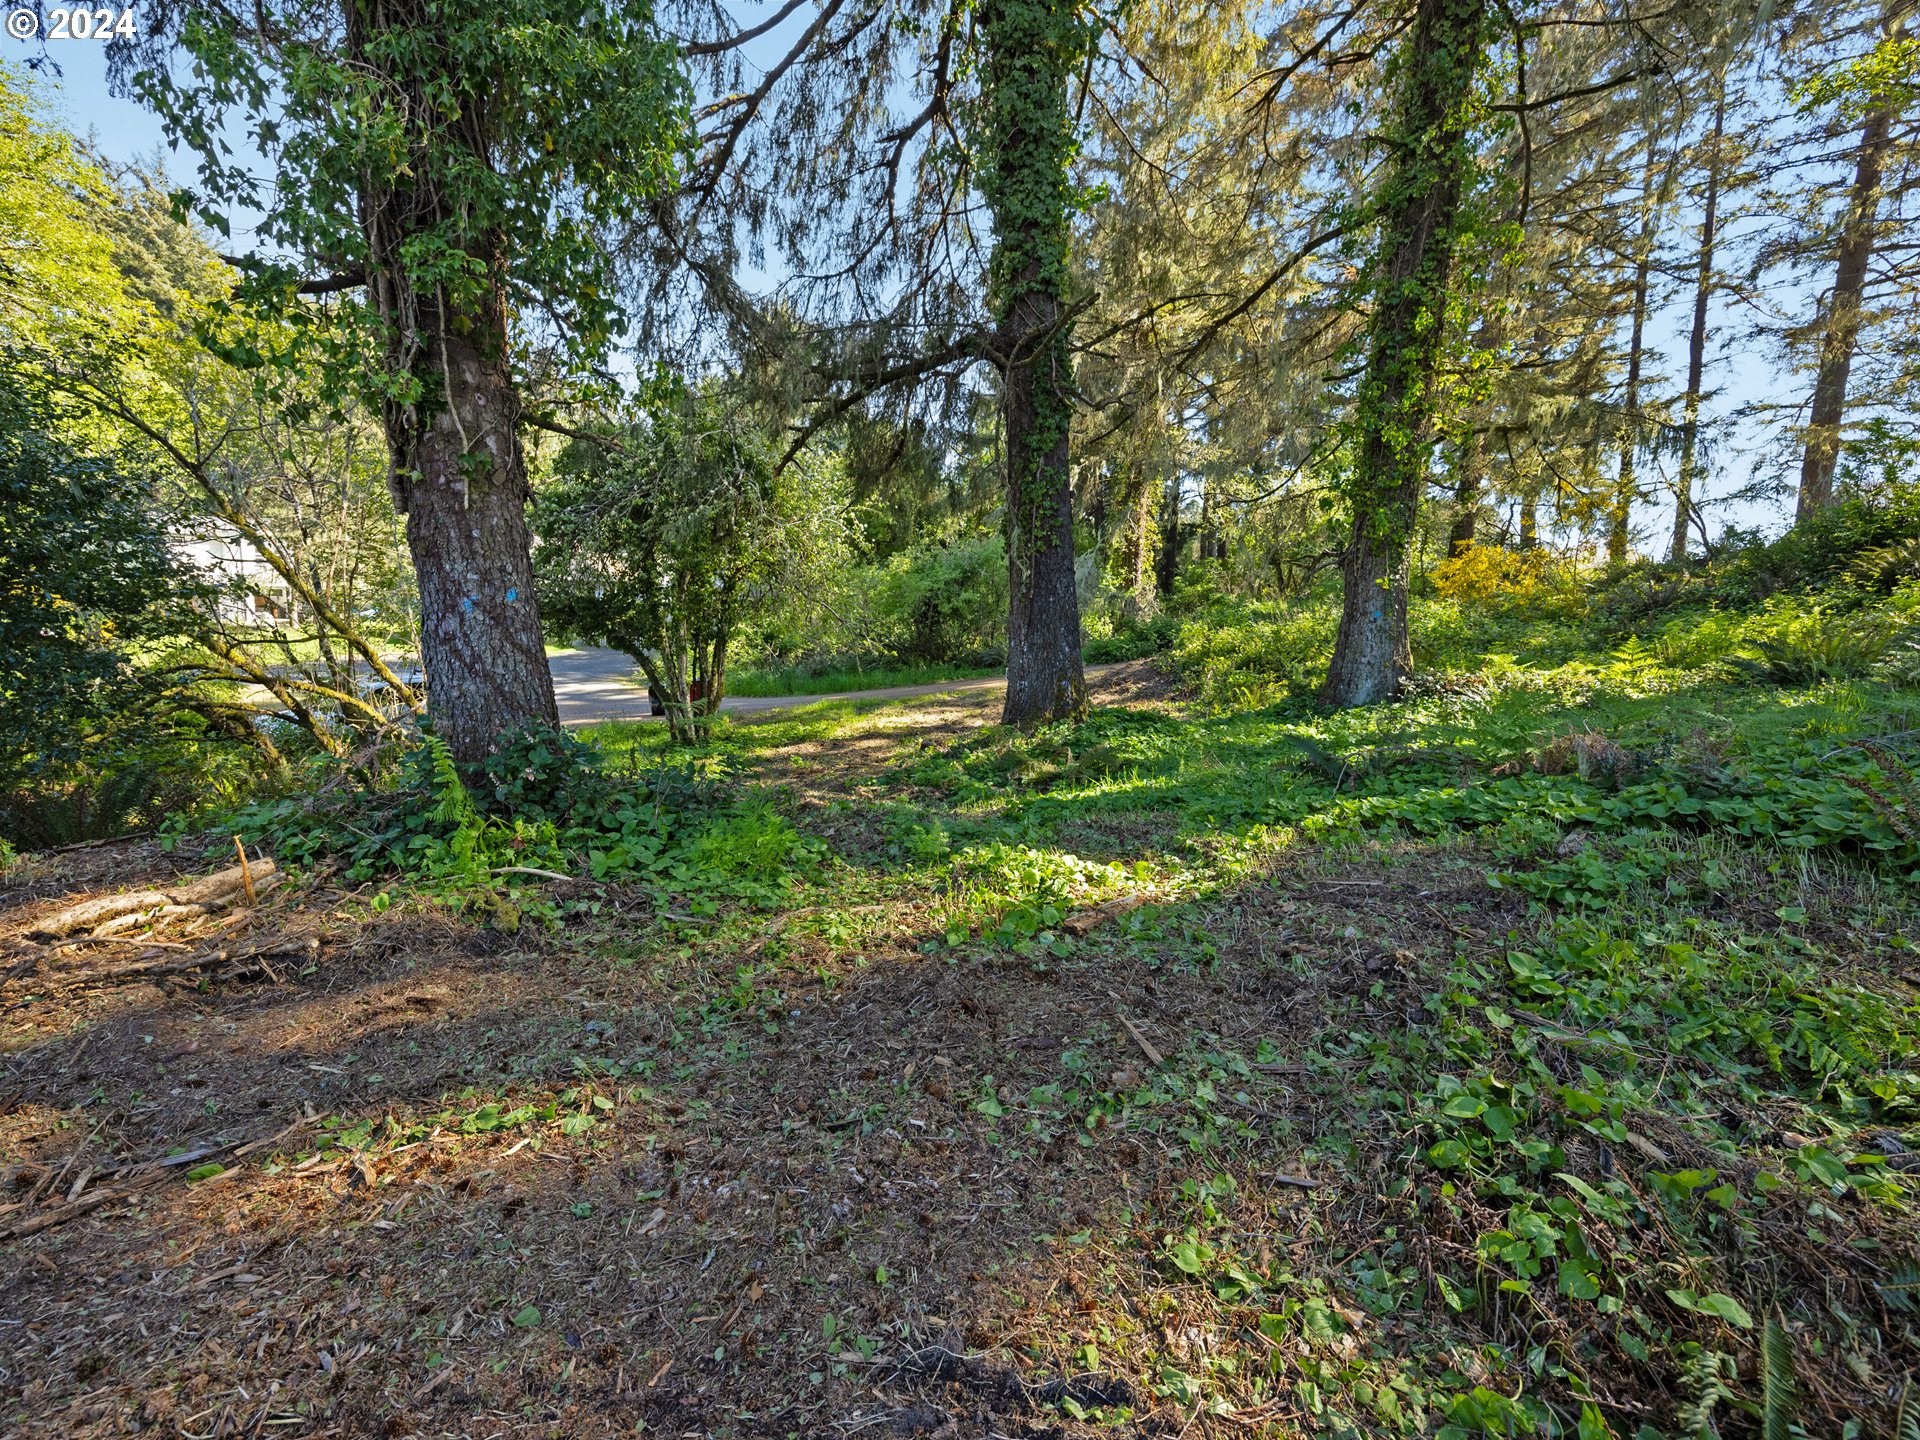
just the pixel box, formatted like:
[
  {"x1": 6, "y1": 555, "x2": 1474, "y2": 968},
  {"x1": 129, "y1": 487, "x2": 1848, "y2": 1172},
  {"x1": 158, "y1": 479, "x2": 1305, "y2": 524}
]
[
  {"x1": 1280, "y1": 733, "x2": 1346, "y2": 781},
  {"x1": 1878, "y1": 1263, "x2": 1920, "y2": 1313},
  {"x1": 1848, "y1": 741, "x2": 1920, "y2": 842},
  {"x1": 1761, "y1": 1318, "x2": 1797, "y2": 1440},
  {"x1": 422, "y1": 733, "x2": 479, "y2": 830},
  {"x1": 1846, "y1": 536, "x2": 1920, "y2": 590},
  {"x1": 1897, "y1": 1381, "x2": 1920, "y2": 1440},
  {"x1": 1678, "y1": 1349, "x2": 1735, "y2": 1440}
]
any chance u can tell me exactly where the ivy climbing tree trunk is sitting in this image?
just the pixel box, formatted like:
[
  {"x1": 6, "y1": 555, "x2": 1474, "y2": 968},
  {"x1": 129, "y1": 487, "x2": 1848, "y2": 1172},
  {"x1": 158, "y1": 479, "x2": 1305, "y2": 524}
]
[
  {"x1": 1321, "y1": 0, "x2": 1490, "y2": 709},
  {"x1": 1797, "y1": 94, "x2": 1897, "y2": 521},
  {"x1": 1672, "y1": 81, "x2": 1727, "y2": 563},
  {"x1": 354, "y1": 5, "x2": 558, "y2": 764},
  {"x1": 978, "y1": 0, "x2": 1087, "y2": 728}
]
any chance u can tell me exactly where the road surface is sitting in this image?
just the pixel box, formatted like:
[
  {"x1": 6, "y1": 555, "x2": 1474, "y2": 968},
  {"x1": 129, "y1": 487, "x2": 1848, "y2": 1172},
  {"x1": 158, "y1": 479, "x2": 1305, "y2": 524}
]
[{"x1": 548, "y1": 647, "x2": 1113, "y2": 726}]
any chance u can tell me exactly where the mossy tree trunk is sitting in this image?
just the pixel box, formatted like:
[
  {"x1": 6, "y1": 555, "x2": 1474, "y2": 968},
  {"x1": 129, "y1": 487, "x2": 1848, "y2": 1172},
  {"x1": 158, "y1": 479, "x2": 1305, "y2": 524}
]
[
  {"x1": 978, "y1": 0, "x2": 1088, "y2": 728},
  {"x1": 1321, "y1": 0, "x2": 1491, "y2": 708}
]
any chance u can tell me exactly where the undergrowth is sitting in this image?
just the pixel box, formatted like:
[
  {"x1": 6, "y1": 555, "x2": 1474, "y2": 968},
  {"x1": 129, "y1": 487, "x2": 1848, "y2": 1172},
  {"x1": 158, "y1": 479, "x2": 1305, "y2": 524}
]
[{"x1": 199, "y1": 723, "x2": 822, "y2": 926}]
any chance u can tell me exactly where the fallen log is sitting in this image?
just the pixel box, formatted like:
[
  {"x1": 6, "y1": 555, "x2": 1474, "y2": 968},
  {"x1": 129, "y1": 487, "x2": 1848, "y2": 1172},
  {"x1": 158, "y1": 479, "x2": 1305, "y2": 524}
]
[
  {"x1": 71, "y1": 933, "x2": 319, "y2": 987},
  {"x1": 25, "y1": 861, "x2": 279, "y2": 941}
]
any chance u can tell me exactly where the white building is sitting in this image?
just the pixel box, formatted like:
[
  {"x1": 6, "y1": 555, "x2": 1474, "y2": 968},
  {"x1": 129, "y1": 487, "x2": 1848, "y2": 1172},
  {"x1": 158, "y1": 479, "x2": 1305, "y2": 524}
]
[{"x1": 173, "y1": 529, "x2": 295, "y2": 627}]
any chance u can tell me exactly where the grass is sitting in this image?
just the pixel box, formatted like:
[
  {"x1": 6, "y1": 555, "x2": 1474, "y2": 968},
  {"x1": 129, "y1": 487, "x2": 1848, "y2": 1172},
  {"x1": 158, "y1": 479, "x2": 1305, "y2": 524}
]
[
  {"x1": 723, "y1": 660, "x2": 1002, "y2": 697},
  {"x1": 7, "y1": 580, "x2": 1920, "y2": 1438}
]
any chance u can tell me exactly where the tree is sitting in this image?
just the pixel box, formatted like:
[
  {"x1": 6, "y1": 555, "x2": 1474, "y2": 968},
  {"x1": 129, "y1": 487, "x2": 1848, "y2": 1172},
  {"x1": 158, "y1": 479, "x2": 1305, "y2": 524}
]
[
  {"x1": 117, "y1": 0, "x2": 689, "y2": 761},
  {"x1": 0, "y1": 62, "x2": 133, "y2": 356},
  {"x1": 976, "y1": 0, "x2": 1092, "y2": 726},
  {"x1": 1795, "y1": 23, "x2": 1907, "y2": 521},
  {"x1": 0, "y1": 373, "x2": 189, "y2": 787},
  {"x1": 1606, "y1": 132, "x2": 1671, "y2": 566},
  {"x1": 59, "y1": 164, "x2": 425, "y2": 751},
  {"x1": 534, "y1": 389, "x2": 855, "y2": 744},
  {"x1": 1672, "y1": 79, "x2": 1729, "y2": 562},
  {"x1": 1321, "y1": 0, "x2": 1492, "y2": 708}
]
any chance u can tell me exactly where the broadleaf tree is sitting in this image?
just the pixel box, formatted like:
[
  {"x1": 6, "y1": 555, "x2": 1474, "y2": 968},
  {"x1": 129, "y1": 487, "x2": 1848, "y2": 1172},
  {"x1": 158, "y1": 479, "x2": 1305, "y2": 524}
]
[
  {"x1": 113, "y1": 1, "x2": 691, "y2": 760},
  {"x1": 534, "y1": 386, "x2": 857, "y2": 745}
]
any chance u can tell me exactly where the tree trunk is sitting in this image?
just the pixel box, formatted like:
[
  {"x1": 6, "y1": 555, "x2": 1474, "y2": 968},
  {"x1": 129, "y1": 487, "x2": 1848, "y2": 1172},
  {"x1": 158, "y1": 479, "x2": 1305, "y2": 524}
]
[
  {"x1": 1156, "y1": 473, "x2": 1181, "y2": 596},
  {"x1": 1000, "y1": 331, "x2": 1086, "y2": 725},
  {"x1": 1797, "y1": 99, "x2": 1896, "y2": 520},
  {"x1": 398, "y1": 327, "x2": 558, "y2": 763},
  {"x1": 979, "y1": 0, "x2": 1086, "y2": 728},
  {"x1": 1610, "y1": 144, "x2": 1660, "y2": 566},
  {"x1": 1128, "y1": 485, "x2": 1154, "y2": 599},
  {"x1": 1321, "y1": 0, "x2": 1489, "y2": 708},
  {"x1": 1672, "y1": 82, "x2": 1727, "y2": 563},
  {"x1": 354, "y1": 4, "x2": 556, "y2": 764},
  {"x1": 1197, "y1": 476, "x2": 1217, "y2": 564}
]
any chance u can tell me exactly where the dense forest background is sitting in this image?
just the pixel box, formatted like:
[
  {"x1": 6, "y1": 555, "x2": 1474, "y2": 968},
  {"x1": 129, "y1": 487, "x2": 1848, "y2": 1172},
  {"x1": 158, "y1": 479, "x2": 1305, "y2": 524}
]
[{"x1": 5, "y1": 0, "x2": 1920, "y2": 839}]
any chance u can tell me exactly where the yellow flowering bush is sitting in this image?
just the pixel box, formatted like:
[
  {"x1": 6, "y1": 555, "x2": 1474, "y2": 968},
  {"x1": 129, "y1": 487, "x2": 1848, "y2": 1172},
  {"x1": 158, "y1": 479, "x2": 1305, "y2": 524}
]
[{"x1": 1432, "y1": 544, "x2": 1572, "y2": 606}]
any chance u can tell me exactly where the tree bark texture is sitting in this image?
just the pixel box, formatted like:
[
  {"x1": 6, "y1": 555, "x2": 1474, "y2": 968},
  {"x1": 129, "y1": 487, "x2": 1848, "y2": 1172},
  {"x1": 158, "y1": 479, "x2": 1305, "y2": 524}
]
[
  {"x1": 1797, "y1": 100, "x2": 1896, "y2": 520},
  {"x1": 1322, "y1": 0, "x2": 1489, "y2": 708},
  {"x1": 1000, "y1": 313, "x2": 1086, "y2": 726},
  {"x1": 401, "y1": 329, "x2": 558, "y2": 762}
]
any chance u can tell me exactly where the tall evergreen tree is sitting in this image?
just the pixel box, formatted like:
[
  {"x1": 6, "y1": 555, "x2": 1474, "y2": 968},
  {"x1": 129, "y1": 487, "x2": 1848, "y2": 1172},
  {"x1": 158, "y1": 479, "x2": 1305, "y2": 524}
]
[
  {"x1": 1673, "y1": 79, "x2": 1729, "y2": 561},
  {"x1": 977, "y1": 0, "x2": 1091, "y2": 725},
  {"x1": 1797, "y1": 78, "x2": 1901, "y2": 519},
  {"x1": 1322, "y1": 0, "x2": 1491, "y2": 707}
]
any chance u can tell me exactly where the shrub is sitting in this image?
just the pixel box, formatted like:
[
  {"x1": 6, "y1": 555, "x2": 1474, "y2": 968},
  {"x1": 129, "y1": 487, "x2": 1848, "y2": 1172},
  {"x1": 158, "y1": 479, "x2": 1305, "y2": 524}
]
[
  {"x1": 211, "y1": 726, "x2": 813, "y2": 920},
  {"x1": 874, "y1": 536, "x2": 1009, "y2": 665},
  {"x1": 1169, "y1": 596, "x2": 1339, "y2": 705},
  {"x1": 1084, "y1": 611, "x2": 1174, "y2": 663},
  {"x1": 1709, "y1": 446, "x2": 1920, "y2": 606},
  {"x1": 1647, "y1": 610, "x2": 1745, "y2": 671},
  {"x1": 471, "y1": 723, "x2": 615, "y2": 822},
  {"x1": 1591, "y1": 564, "x2": 1703, "y2": 623},
  {"x1": 535, "y1": 384, "x2": 857, "y2": 743},
  {"x1": 1431, "y1": 544, "x2": 1579, "y2": 609},
  {"x1": 1734, "y1": 598, "x2": 1900, "y2": 684}
]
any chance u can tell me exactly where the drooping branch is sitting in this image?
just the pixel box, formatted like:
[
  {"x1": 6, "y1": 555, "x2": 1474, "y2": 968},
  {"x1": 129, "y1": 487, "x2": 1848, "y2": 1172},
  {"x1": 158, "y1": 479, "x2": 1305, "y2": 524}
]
[
  {"x1": 680, "y1": 0, "x2": 812, "y2": 57},
  {"x1": 217, "y1": 254, "x2": 367, "y2": 296}
]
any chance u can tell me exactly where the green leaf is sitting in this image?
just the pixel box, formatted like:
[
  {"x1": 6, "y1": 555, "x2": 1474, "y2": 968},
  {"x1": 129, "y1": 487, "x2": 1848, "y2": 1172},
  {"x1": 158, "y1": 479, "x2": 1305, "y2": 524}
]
[
  {"x1": 184, "y1": 1162, "x2": 226, "y2": 1182},
  {"x1": 1168, "y1": 1238, "x2": 1208, "y2": 1276},
  {"x1": 1666, "y1": 1288, "x2": 1753, "y2": 1328},
  {"x1": 511, "y1": 1303, "x2": 541, "y2": 1328}
]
